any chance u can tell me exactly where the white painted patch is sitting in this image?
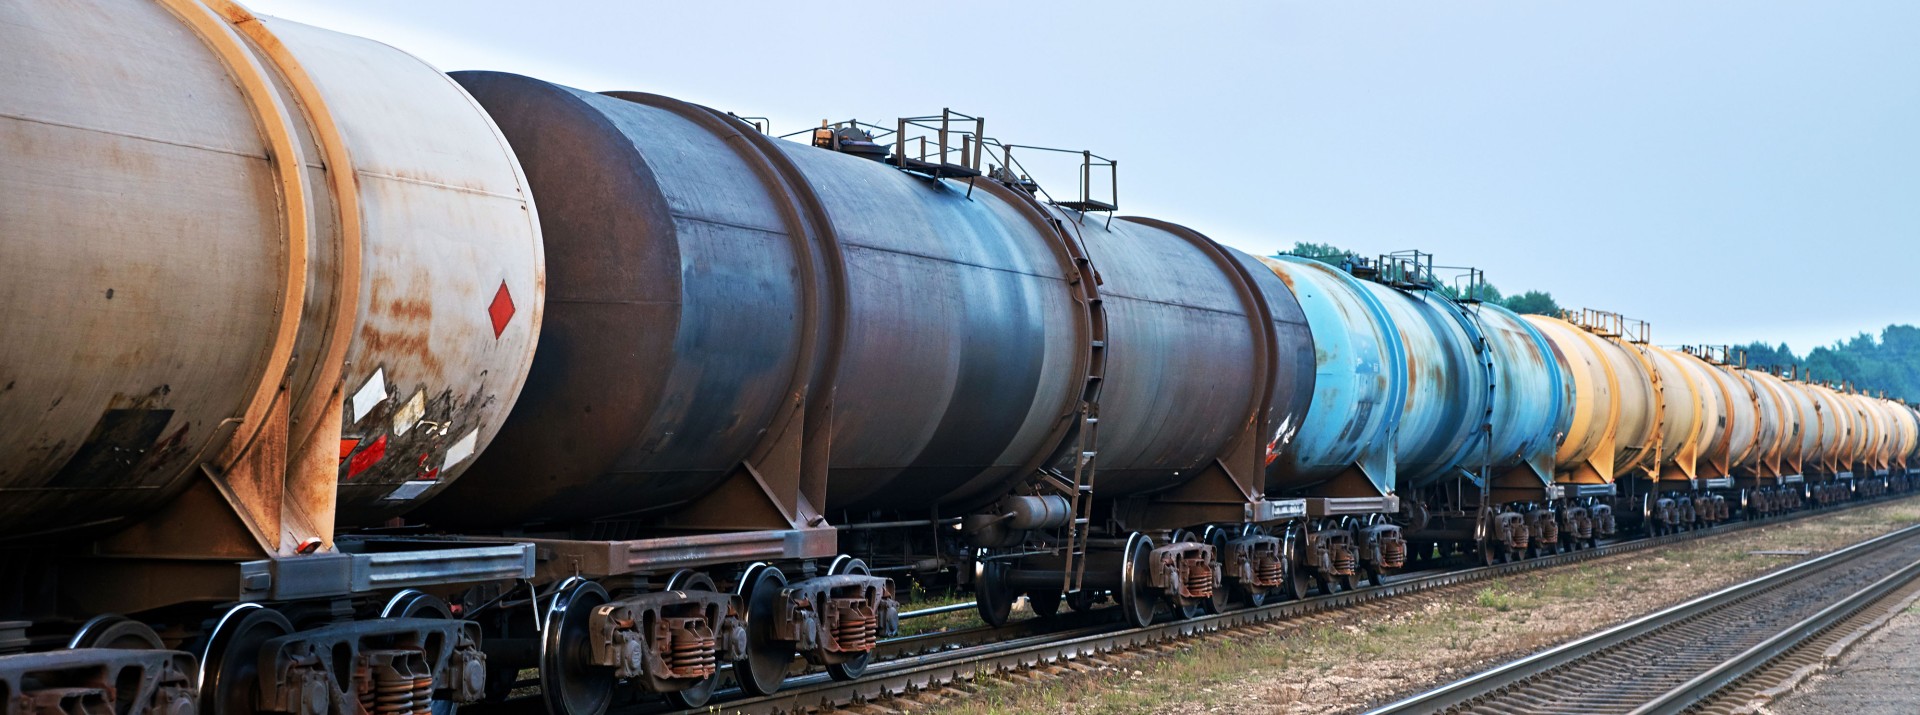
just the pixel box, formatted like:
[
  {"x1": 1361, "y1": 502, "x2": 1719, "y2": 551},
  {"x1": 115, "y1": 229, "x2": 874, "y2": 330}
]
[
  {"x1": 392, "y1": 390, "x2": 426, "y2": 436},
  {"x1": 443, "y1": 428, "x2": 479, "y2": 470},
  {"x1": 350, "y1": 368, "x2": 388, "y2": 424},
  {"x1": 384, "y1": 480, "x2": 436, "y2": 501}
]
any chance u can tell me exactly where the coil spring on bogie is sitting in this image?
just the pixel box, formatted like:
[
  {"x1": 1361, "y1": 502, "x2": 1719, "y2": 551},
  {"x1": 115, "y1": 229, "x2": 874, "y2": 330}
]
[
  {"x1": 373, "y1": 672, "x2": 413, "y2": 715},
  {"x1": 834, "y1": 607, "x2": 877, "y2": 653},
  {"x1": 1540, "y1": 516, "x2": 1559, "y2": 544},
  {"x1": 355, "y1": 663, "x2": 375, "y2": 714},
  {"x1": 1181, "y1": 559, "x2": 1213, "y2": 598},
  {"x1": 411, "y1": 676, "x2": 433, "y2": 715},
  {"x1": 1329, "y1": 544, "x2": 1357, "y2": 576},
  {"x1": 668, "y1": 623, "x2": 717, "y2": 678},
  {"x1": 1254, "y1": 554, "x2": 1285, "y2": 587},
  {"x1": 1378, "y1": 535, "x2": 1407, "y2": 569}
]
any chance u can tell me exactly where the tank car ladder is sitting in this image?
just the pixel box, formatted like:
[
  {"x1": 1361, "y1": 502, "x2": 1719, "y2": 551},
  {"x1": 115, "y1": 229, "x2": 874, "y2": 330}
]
[{"x1": 1059, "y1": 402, "x2": 1101, "y2": 595}]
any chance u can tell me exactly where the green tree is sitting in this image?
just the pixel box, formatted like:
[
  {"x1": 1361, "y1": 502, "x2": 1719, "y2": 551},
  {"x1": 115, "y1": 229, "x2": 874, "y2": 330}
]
[
  {"x1": 1737, "y1": 328, "x2": 1920, "y2": 403},
  {"x1": 1500, "y1": 290, "x2": 1562, "y2": 316},
  {"x1": 1284, "y1": 241, "x2": 1352, "y2": 266}
]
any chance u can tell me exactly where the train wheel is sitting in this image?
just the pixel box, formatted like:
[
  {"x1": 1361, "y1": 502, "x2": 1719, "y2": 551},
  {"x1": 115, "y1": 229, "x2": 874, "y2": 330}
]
[
  {"x1": 1239, "y1": 583, "x2": 1269, "y2": 608},
  {"x1": 662, "y1": 571, "x2": 721, "y2": 708},
  {"x1": 1313, "y1": 572, "x2": 1338, "y2": 597},
  {"x1": 1284, "y1": 564, "x2": 1312, "y2": 601},
  {"x1": 541, "y1": 579, "x2": 613, "y2": 715},
  {"x1": 1119, "y1": 533, "x2": 1157, "y2": 628},
  {"x1": 1336, "y1": 574, "x2": 1357, "y2": 592},
  {"x1": 974, "y1": 555, "x2": 1015, "y2": 627},
  {"x1": 1199, "y1": 526, "x2": 1231, "y2": 615},
  {"x1": 1026, "y1": 588, "x2": 1063, "y2": 618},
  {"x1": 1363, "y1": 563, "x2": 1385, "y2": 588},
  {"x1": 1478, "y1": 538, "x2": 1499, "y2": 568},
  {"x1": 735, "y1": 564, "x2": 795, "y2": 696},
  {"x1": 199, "y1": 605, "x2": 292, "y2": 715},
  {"x1": 69, "y1": 614, "x2": 164, "y2": 650},
  {"x1": 825, "y1": 559, "x2": 872, "y2": 682}
]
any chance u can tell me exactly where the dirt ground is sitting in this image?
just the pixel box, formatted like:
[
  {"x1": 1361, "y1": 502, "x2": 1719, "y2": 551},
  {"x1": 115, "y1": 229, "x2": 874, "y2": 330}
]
[{"x1": 913, "y1": 498, "x2": 1920, "y2": 715}]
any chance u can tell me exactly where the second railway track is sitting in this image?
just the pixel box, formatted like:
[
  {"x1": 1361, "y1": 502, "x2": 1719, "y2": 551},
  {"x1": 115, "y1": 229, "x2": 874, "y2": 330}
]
[{"x1": 1368, "y1": 518, "x2": 1920, "y2": 715}]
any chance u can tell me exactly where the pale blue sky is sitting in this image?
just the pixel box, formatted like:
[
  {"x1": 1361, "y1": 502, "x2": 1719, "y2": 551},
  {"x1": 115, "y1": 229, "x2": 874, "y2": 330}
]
[{"x1": 249, "y1": 1, "x2": 1920, "y2": 353}]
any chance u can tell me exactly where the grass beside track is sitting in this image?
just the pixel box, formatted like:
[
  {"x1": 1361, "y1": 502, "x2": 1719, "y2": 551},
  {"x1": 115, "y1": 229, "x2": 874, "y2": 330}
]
[{"x1": 914, "y1": 499, "x2": 1920, "y2": 715}]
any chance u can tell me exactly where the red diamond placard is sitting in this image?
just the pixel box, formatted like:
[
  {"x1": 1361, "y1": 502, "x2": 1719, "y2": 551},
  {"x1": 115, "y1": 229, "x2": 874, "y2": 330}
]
[{"x1": 488, "y1": 281, "x2": 515, "y2": 338}]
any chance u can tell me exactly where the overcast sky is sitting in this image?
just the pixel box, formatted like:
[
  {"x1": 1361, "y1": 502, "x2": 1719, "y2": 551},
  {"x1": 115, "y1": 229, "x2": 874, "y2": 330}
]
[{"x1": 249, "y1": 1, "x2": 1920, "y2": 354}]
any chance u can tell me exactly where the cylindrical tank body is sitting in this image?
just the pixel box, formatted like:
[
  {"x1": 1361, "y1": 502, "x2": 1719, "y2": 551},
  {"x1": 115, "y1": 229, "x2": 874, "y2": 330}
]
[
  {"x1": 1733, "y1": 368, "x2": 1788, "y2": 479},
  {"x1": 0, "y1": 0, "x2": 541, "y2": 539},
  {"x1": 1778, "y1": 379, "x2": 1823, "y2": 476},
  {"x1": 431, "y1": 74, "x2": 1086, "y2": 526},
  {"x1": 1882, "y1": 400, "x2": 1918, "y2": 470},
  {"x1": 1904, "y1": 405, "x2": 1920, "y2": 469},
  {"x1": 1849, "y1": 393, "x2": 1888, "y2": 471},
  {"x1": 1525, "y1": 317, "x2": 1610, "y2": 485},
  {"x1": 1692, "y1": 359, "x2": 1756, "y2": 479},
  {"x1": 1051, "y1": 214, "x2": 1312, "y2": 498},
  {"x1": 1641, "y1": 346, "x2": 1704, "y2": 482},
  {"x1": 1524, "y1": 316, "x2": 1659, "y2": 485},
  {"x1": 1360, "y1": 286, "x2": 1488, "y2": 488},
  {"x1": 1258, "y1": 257, "x2": 1404, "y2": 497},
  {"x1": 1469, "y1": 304, "x2": 1565, "y2": 488},
  {"x1": 1805, "y1": 384, "x2": 1850, "y2": 474}
]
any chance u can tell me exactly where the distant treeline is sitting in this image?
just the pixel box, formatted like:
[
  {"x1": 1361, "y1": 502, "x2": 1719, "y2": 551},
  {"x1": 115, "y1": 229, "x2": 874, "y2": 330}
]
[
  {"x1": 1739, "y1": 327, "x2": 1920, "y2": 404},
  {"x1": 1280, "y1": 241, "x2": 1564, "y2": 316}
]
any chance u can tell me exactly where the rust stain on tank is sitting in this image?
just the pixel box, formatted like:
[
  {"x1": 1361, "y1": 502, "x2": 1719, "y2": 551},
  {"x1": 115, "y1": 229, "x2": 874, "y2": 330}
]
[
  {"x1": 357, "y1": 323, "x2": 443, "y2": 374},
  {"x1": 359, "y1": 269, "x2": 444, "y2": 373},
  {"x1": 385, "y1": 295, "x2": 433, "y2": 321}
]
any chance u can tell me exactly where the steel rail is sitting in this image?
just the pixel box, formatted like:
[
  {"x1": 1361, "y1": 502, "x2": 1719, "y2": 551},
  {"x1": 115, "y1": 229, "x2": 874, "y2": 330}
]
[
  {"x1": 650, "y1": 498, "x2": 1912, "y2": 715},
  {"x1": 1363, "y1": 520, "x2": 1920, "y2": 715},
  {"x1": 1630, "y1": 552, "x2": 1920, "y2": 714}
]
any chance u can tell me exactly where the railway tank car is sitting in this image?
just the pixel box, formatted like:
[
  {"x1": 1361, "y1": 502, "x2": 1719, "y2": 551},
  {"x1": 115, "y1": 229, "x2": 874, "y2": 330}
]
[
  {"x1": 1258, "y1": 253, "x2": 1568, "y2": 575},
  {"x1": 3, "y1": 1, "x2": 542, "y2": 714},
  {"x1": 418, "y1": 71, "x2": 1318, "y2": 703},
  {"x1": 7, "y1": 5, "x2": 1920, "y2": 715}
]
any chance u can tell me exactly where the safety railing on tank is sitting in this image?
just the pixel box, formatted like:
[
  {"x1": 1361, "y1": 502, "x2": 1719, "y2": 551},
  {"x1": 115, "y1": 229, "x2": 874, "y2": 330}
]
[
  {"x1": 1682, "y1": 345, "x2": 1747, "y2": 367},
  {"x1": 1566, "y1": 308, "x2": 1651, "y2": 344},
  {"x1": 1348, "y1": 250, "x2": 1494, "y2": 305},
  {"x1": 887, "y1": 109, "x2": 987, "y2": 178},
  {"x1": 978, "y1": 139, "x2": 1119, "y2": 216},
  {"x1": 726, "y1": 112, "x2": 772, "y2": 134}
]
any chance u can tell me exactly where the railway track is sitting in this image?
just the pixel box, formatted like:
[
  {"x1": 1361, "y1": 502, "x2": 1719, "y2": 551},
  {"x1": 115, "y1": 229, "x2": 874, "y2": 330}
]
[
  {"x1": 566, "y1": 496, "x2": 1915, "y2": 715},
  {"x1": 1366, "y1": 518, "x2": 1920, "y2": 715}
]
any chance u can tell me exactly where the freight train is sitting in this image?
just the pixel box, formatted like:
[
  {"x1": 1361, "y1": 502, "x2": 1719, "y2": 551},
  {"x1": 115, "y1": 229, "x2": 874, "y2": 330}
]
[{"x1": 4, "y1": 1, "x2": 1918, "y2": 714}]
